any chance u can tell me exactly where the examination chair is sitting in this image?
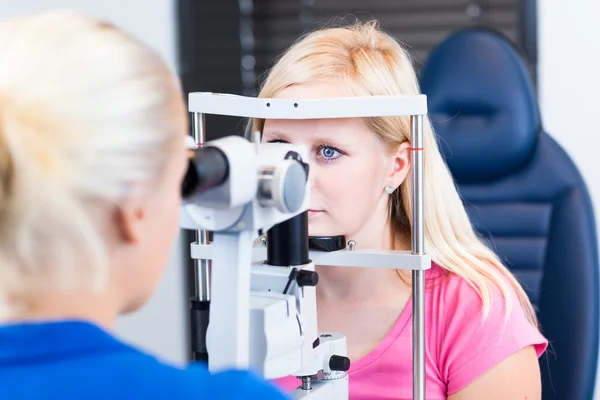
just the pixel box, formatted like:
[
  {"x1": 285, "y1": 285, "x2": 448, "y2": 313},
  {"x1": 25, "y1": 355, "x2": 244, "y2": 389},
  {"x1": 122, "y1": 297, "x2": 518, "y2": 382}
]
[{"x1": 419, "y1": 28, "x2": 600, "y2": 400}]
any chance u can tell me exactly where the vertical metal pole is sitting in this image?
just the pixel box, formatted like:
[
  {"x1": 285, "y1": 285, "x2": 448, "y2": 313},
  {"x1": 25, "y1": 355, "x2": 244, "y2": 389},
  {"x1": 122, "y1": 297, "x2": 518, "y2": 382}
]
[
  {"x1": 411, "y1": 114, "x2": 425, "y2": 400},
  {"x1": 189, "y1": 112, "x2": 211, "y2": 363},
  {"x1": 193, "y1": 112, "x2": 210, "y2": 301}
]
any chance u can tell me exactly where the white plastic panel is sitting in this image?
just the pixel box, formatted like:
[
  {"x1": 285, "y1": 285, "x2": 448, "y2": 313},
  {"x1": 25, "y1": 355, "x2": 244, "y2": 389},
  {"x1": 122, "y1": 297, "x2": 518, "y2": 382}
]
[
  {"x1": 188, "y1": 92, "x2": 428, "y2": 119},
  {"x1": 191, "y1": 244, "x2": 431, "y2": 271}
]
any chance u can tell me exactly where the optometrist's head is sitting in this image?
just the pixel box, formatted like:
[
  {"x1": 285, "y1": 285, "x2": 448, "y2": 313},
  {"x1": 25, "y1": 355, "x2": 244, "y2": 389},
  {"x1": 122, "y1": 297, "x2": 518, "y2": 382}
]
[{"x1": 0, "y1": 11, "x2": 188, "y2": 320}]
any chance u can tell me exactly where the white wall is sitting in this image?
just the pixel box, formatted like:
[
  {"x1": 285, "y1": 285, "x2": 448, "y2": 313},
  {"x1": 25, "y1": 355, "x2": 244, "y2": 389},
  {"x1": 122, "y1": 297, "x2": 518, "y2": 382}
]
[
  {"x1": 538, "y1": 0, "x2": 600, "y2": 230},
  {"x1": 0, "y1": 0, "x2": 188, "y2": 365},
  {"x1": 538, "y1": 0, "x2": 600, "y2": 398}
]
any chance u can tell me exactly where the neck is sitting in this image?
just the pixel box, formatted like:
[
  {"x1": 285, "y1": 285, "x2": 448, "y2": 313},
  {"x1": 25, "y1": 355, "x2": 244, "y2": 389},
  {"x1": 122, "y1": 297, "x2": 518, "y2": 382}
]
[
  {"x1": 316, "y1": 219, "x2": 410, "y2": 304},
  {"x1": 316, "y1": 266, "x2": 403, "y2": 305},
  {"x1": 8, "y1": 290, "x2": 121, "y2": 331}
]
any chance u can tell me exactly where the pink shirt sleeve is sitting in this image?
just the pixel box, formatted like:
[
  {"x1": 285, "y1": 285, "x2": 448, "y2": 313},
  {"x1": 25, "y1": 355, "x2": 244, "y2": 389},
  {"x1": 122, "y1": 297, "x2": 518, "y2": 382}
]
[{"x1": 439, "y1": 275, "x2": 548, "y2": 395}]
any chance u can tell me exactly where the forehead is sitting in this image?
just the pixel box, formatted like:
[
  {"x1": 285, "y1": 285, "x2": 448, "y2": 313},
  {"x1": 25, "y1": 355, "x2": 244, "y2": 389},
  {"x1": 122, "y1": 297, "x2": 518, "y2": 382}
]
[
  {"x1": 262, "y1": 80, "x2": 375, "y2": 142},
  {"x1": 262, "y1": 117, "x2": 370, "y2": 140}
]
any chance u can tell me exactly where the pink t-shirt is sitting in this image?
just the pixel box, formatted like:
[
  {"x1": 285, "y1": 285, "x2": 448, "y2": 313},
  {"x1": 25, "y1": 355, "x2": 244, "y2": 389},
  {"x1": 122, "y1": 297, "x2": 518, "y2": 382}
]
[{"x1": 274, "y1": 263, "x2": 548, "y2": 399}]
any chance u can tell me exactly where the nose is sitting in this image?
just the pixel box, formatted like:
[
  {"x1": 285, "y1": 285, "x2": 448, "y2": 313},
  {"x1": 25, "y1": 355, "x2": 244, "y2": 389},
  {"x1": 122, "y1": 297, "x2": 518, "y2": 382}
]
[{"x1": 305, "y1": 159, "x2": 317, "y2": 190}]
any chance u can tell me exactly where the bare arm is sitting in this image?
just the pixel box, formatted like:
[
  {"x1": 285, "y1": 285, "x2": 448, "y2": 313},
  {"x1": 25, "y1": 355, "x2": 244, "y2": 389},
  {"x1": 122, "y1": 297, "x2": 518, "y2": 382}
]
[{"x1": 448, "y1": 346, "x2": 541, "y2": 400}]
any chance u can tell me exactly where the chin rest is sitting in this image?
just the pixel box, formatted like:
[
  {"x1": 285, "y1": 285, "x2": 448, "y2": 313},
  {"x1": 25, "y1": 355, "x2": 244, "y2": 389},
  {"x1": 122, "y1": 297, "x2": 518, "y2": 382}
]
[{"x1": 420, "y1": 28, "x2": 599, "y2": 400}]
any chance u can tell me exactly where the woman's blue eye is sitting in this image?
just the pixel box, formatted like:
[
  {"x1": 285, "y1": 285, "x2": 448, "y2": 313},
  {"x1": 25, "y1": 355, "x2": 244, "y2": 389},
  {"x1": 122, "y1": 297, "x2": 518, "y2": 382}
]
[{"x1": 318, "y1": 146, "x2": 341, "y2": 160}]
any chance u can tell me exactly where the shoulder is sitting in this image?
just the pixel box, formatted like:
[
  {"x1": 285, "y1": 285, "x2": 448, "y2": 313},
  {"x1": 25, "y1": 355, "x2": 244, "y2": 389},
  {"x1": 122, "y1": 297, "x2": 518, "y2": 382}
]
[
  {"x1": 60, "y1": 325, "x2": 286, "y2": 399},
  {"x1": 102, "y1": 347, "x2": 288, "y2": 399},
  {"x1": 0, "y1": 321, "x2": 287, "y2": 400},
  {"x1": 425, "y1": 261, "x2": 541, "y2": 334},
  {"x1": 425, "y1": 263, "x2": 547, "y2": 394},
  {"x1": 157, "y1": 363, "x2": 289, "y2": 400}
]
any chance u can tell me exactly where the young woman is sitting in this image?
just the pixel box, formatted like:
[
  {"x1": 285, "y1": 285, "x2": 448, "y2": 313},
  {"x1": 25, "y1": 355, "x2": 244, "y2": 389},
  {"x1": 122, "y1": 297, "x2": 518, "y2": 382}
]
[
  {"x1": 250, "y1": 20, "x2": 548, "y2": 400},
  {"x1": 0, "y1": 11, "x2": 285, "y2": 399}
]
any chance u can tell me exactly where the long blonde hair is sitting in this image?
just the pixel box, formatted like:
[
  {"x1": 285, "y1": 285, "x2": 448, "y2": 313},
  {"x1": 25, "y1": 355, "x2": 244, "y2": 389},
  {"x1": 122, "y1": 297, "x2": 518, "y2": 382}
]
[
  {"x1": 248, "y1": 20, "x2": 537, "y2": 326},
  {"x1": 0, "y1": 12, "x2": 186, "y2": 318}
]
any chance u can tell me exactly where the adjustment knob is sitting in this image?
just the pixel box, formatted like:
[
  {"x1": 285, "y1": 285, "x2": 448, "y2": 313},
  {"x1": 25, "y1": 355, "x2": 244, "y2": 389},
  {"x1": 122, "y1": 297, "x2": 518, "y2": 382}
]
[
  {"x1": 329, "y1": 355, "x2": 351, "y2": 372},
  {"x1": 296, "y1": 270, "x2": 319, "y2": 287}
]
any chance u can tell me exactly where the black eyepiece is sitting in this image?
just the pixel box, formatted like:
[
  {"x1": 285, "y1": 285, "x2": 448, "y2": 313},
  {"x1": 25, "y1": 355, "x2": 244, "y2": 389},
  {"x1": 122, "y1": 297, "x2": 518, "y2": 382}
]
[{"x1": 182, "y1": 147, "x2": 229, "y2": 198}]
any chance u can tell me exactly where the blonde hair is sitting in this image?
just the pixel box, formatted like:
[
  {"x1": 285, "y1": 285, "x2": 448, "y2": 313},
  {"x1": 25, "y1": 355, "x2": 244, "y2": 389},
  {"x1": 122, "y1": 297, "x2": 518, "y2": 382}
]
[
  {"x1": 248, "y1": 20, "x2": 538, "y2": 326},
  {"x1": 0, "y1": 12, "x2": 186, "y2": 318}
]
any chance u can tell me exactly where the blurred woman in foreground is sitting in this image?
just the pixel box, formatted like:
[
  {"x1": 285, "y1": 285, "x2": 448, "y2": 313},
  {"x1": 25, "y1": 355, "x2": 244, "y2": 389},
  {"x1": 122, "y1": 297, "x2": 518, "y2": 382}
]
[{"x1": 0, "y1": 11, "x2": 286, "y2": 400}]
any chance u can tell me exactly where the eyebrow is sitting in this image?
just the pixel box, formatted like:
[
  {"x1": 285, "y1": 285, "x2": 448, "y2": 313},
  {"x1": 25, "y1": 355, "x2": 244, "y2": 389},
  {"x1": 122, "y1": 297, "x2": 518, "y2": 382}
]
[
  {"x1": 263, "y1": 130, "x2": 349, "y2": 151},
  {"x1": 262, "y1": 130, "x2": 290, "y2": 141}
]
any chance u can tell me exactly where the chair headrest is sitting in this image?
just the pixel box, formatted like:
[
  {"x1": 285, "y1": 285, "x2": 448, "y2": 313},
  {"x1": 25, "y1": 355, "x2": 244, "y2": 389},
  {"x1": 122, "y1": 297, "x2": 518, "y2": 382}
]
[{"x1": 420, "y1": 28, "x2": 541, "y2": 183}]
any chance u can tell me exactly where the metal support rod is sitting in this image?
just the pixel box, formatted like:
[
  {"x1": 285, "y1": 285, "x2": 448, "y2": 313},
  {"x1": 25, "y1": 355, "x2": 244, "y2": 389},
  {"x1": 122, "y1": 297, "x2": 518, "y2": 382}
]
[
  {"x1": 193, "y1": 112, "x2": 210, "y2": 301},
  {"x1": 411, "y1": 114, "x2": 425, "y2": 400},
  {"x1": 189, "y1": 112, "x2": 211, "y2": 363}
]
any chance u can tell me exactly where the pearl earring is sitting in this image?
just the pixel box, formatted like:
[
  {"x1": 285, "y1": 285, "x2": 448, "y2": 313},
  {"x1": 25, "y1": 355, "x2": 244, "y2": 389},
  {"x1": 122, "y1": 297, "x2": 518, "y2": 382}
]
[{"x1": 384, "y1": 184, "x2": 394, "y2": 194}]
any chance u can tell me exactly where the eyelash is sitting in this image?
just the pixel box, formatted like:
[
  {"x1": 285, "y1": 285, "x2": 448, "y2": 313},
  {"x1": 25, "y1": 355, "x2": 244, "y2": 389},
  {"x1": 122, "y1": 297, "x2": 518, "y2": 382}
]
[{"x1": 265, "y1": 139, "x2": 344, "y2": 163}]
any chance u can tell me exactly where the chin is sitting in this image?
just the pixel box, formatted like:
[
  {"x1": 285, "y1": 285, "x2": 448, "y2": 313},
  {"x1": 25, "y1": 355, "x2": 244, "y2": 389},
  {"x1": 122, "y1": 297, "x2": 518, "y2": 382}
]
[
  {"x1": 308, "y1": 222, "x2": 341, "y2": 238},
  {"x1": 119, "y1": 292, "x2": 151, "y2": 315}
]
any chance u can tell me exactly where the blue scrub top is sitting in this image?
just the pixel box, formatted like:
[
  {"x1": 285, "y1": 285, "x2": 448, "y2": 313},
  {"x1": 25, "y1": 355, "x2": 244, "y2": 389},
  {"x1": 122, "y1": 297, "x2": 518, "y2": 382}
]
[{"x1": 0, "y1": 320, "x2": 289, "y2": 399}]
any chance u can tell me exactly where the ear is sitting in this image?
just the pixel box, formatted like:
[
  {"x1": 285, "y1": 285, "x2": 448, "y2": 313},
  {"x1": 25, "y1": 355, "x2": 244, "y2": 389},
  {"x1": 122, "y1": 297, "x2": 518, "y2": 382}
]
[
  {"x1": 387, "y1": 140, "x2": 412, "y2": 190},
  {"x1": 114, "y1": 197, "x2": 147, "y2": 244}
]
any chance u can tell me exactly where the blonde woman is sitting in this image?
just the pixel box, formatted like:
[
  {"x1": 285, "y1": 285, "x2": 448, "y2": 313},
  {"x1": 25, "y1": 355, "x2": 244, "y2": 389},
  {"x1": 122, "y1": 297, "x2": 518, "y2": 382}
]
[
  {"x1": 250, "y1": 21, "x2": 548, "y2": 400},
  {"x1": 0, "y1": 11, "x2": 286, "y2": 399}
]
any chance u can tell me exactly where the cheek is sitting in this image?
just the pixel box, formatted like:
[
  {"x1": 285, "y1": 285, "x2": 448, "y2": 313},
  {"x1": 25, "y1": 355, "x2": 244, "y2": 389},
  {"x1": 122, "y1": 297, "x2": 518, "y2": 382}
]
[
  {"x1": 164, "y1": 184, "x2": 182, "y2": 234},
  {"x1": 317, "y1": 160, "x2": 382, "y2": 198},
  {"x1": 322, "y1": 172, "x2": 356, "y2": 205},
  {"x1": 311, "y1": 161, "x2": 383, "y2": 223},
  {"x1": 146, "y1": 182, "x2": 181, "y2": 255},
  {"x1": 163, "y1": 160, "x2": 186, "y2": 233}
]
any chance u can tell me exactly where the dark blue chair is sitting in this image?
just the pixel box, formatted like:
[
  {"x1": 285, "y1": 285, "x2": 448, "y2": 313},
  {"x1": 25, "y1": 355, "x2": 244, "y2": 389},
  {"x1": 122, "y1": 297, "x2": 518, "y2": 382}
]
[{"x1": 419, "y1": 28, "x2": 599, "y2": 400}]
